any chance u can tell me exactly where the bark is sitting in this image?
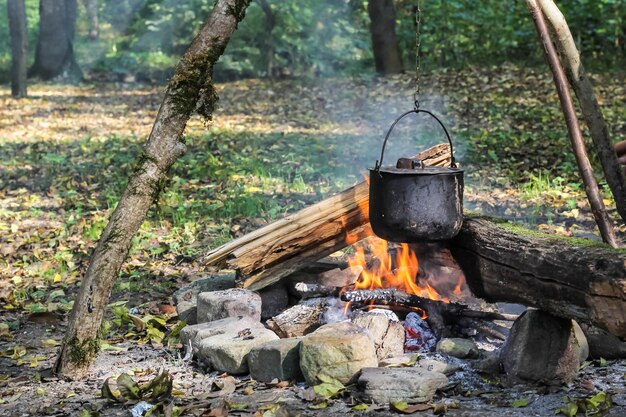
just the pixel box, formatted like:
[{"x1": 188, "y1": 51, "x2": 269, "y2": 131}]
[
  {"x1": 450, "y1": 217, "x2": 626, "y2": 339},
  {"x1": 526, "y1": 0, "x2": 618, "y2": 247},
  {"x1": 54, "y1": 0, "x2": 252, "y2": 379},
  {"x1": 257, "y1": 0, "x2": 275, "y2": 78},
  {"x1": 84, "y1": 0, "x2": 98, "y2": 40},
  {"x1": 29, "y1": 0, "x2": 82, "y2": 81},
  {"x1": 367, "y1": 0, "x2": 403, "y2": 75},
  {"x1": 538, "y1": 0, "x2": 626, "y2": 225},
  {"x1": 7, "y1": 0, "x2": 27, "y2": 98}
]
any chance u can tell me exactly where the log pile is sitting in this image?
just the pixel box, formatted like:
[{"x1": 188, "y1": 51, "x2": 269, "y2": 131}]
[{"x1": 202, "y1": 143, "x2": 452, "y2": 290}]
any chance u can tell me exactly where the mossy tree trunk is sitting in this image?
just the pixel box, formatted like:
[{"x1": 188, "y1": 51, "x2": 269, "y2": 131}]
[
  {"x1": 54, "y1": 0, "x2": 252, "y2": 379},
  {"x1": 538, "y1": 0, "x2": 626, "y2": 226}
]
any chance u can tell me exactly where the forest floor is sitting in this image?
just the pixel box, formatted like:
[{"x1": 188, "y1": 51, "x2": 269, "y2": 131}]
[{"x1": 1, "y1": 65, "x2": 626, "y2": 416}]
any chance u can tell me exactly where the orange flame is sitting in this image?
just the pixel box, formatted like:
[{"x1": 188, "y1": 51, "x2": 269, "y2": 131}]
[{"x1": 347, "y1": 239, "x2": 451, "y2": 303}]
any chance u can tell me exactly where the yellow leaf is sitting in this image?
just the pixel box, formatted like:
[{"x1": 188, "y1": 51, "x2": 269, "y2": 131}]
[
  {"x1": 53, "y1": 274, "x2": 63, "y2": 283},
  {"x1": 36, "y1": 387, "x2": 45, "y2": 396},
  {"x1": 11, "y1": 276, "x2": 22, "y2": 286},
  {"x1": 42, "y1": 339, "x2": 60, "y2": 348}
]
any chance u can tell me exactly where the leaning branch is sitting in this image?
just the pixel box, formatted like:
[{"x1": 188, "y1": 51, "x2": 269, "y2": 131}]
[
  {"x1": 538, "y1": 0, "x2": 626, "y2": 225},
  {"x1": 526, "y1": 0, "x2": 618, "y2": 247},
  {"x1": 54, "y1": 0, "x2": 251, "y2": 379}
]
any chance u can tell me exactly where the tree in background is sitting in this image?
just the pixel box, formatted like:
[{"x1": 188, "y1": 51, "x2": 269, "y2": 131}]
[
  {"x1": 84, "y1": 0, "x2": 98, "y2": 40},
  {"x1": 29, "y1": 0, "x2": 82, "y2": 80},
  {"x1": 367, "y1": 0, "x2": 403, "y2": 75},
  {"x1": 7, "y1": 0, "x2": 27, "y2": 97}
]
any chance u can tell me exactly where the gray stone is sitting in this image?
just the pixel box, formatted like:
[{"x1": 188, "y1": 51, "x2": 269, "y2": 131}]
[
  {"x1": 259, "y1": 284, "x2": 289, "y2": 320},
  {"x1": 437, "y1": 338, "x2": 479, "y2": 359},
  {"x1": 173, "y1": 273, "x2": 236, "y2": 325},
  {"x1": 581, "y1": 324, "x2": 626, "y2": 359},
  {"x1": 300, "y1": 322, "x2": 378, "y2": 384},
  {"x1": 180, "y1": 316, "x2": 279, "y2": 374},
  {"x1": 472, "y1": 350, "x2": 502, "y2": 375},
  {"x1": 572, "y1": 321, "x2": 590, "y2": 363},
  {"x1": 501, "y1": 309, "x2": 586, "y2": 385},
  {"x1": 358, "y1": 367, "x2": 448, "y2": 403},
  {"x1": 248, "y1": 338, "x2": 303, "y2": 382},
  {"x1": 197, "y1": 288, "x2": 262, "y2": 323},
  {"x1": 176, "y1": 300, "x2": 197, "y2": 325},
  {"x1": 378, "y1": 354, "x2": 460, "y2": 376},
  {"x1": 351, "y1": 310, "x2": 405, "y2": 360}
]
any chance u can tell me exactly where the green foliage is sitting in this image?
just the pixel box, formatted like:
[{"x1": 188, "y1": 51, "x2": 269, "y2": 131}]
[{"x1": 1, "y1": 0, "x2": 625, "y2": 80}]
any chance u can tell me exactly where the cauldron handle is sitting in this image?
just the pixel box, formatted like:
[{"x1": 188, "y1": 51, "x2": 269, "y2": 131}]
[{"x1": 375, "y1": 109, "x2": 456, "y2": 170}]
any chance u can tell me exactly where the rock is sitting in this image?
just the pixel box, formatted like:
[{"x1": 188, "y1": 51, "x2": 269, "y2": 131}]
[
  {"x1": 175, "y1": 300, "x2": 197, "y2": 325},
  {"x1": 173, "y1": 273, "x2": 236, "y2": 324},
  {"x1": 180, "y1": 316, "x2": 278, "y2": 374},
  {"x1": 300, "y1": 322, "x2": 377, "y2": 384},
  {"x1": 581, "y1": 324, "x2": 626, "y2": 359},
  {"x1": 501, "y1": 309, "x2": 586, "y2": 385},
  {"x1": 352, "y1": 310, "x2": 405, "y2": 360},
  {"x1": 248, "y1": 338, "x2": 303, "y2": 382},
  {"x1": 437, "y1": 338, "x2": 479, "y2": 359},
  {"x1": 472, "y1": 350, "x2": 502, "y2": 375},
  {"x1": 379, "y1": 354, "x2": 460, "y2": 376},
  {"x1": 572, "y1": 321, "x2": 589, "y2": 363},
  {"x1": 358, "y1": 367, "x2": 448, "y2": 403},
  {"x1": 197, "y1": 288, "x2": 262, "y2": 323},
  {"x1": 259, "y1": 284, "x2": 289, "y2": 320}
]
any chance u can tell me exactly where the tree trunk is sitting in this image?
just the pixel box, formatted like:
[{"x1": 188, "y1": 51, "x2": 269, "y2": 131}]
[
  {"x1": 54, "y1": 0, "x2": 252, "y2": 379},
  {"x1": 526, "y1": 0, "x2": 618, "y2": 247},
  {"x1": 257, "y1": 0, "x2": 275, "y2": 78},
  {"x1": 7, "y1": 0, "x2": 27, "y2": 97},
  {"x1": 84, "y1": 0, "x2": 98, "y2": 40},
  {"x1": 29, "y1": 0, "x2": 82, "y2": 81},
  {"x1": 367, "y1": 0, "x2": 403, "y2": 75},
  {"x1": 450, "y1": 217, "x2": 626, "y2": 340},
  {"x1": 537, "y1": 0, "x2": 626, "y2": 226}
]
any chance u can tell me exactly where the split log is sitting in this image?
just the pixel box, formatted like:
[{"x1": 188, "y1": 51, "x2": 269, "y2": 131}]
[
  {"x1": 201, "y1": 143, "x2": 451, "y2": 290},
  {"x1": 450, "y1": 217, "x2": 626, "y2": 339},
  {"x1": 266, "y1": 298, "x2": 326, "y2": 338}
]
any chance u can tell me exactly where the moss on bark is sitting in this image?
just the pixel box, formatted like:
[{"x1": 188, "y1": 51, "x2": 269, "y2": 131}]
[{"x1": 67, "y1": 336, "x2": 100, "y2": 367}]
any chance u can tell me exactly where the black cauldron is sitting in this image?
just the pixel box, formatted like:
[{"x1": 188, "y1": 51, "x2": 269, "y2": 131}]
[{"x1": 369, "y1": 109, "x2": 464, "y2": 242}]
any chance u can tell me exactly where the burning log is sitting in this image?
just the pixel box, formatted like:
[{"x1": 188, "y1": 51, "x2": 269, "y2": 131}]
[
  {"x1": 201, "y1": 143, "x2": 452, "y2": 291},
  {"x1": 450, "y1": 217, "x2": 626, "y2": 339}
]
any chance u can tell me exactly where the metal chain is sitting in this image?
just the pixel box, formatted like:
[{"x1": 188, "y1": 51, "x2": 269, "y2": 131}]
[{"x1": 413, "y1": 0, "x2": 421, "y2": 110}]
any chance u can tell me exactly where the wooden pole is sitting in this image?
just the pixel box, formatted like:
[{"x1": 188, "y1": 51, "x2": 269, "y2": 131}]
[
  {"x1": 538, "y1": 0, "x2": 626, "y2": 226},
  {"x1": 526, "y1": 0, "x2": 618, "y2": 248}
]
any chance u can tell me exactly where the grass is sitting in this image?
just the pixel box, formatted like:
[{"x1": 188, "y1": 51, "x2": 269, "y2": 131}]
[{"x1": 1, "y1": 67, "x2": 625, "y2": 317}]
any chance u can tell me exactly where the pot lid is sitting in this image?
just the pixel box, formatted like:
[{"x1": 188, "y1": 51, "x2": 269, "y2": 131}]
[{"x1": 370, "y1": 165, "x2": 464, "y2": 175}]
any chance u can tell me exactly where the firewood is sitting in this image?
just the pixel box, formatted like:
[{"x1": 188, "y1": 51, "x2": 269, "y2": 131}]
[
  {"x1": 450, "y1": 217, "x2": 626, "y2": 339},
  {"x1": 266, "y1": 298, "x2": 326, "y2": 338},
  {"x1": 294, "y1": 282, "x2": 340, "y2": 299},
  {"x1": 201, "y1": 143, "x2": 452, "y2": 291}
]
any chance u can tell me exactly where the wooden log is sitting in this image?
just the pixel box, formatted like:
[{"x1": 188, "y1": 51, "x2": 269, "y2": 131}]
[
  {"x1": 266, "y1": 298, "x2": 326, "y2": 338},
  {"x1": 450, "y1": 217, "x2": 626, "y2": 339},
  {"x1": 201, "y1": 143, "x2": 452, "y2": 291}
]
